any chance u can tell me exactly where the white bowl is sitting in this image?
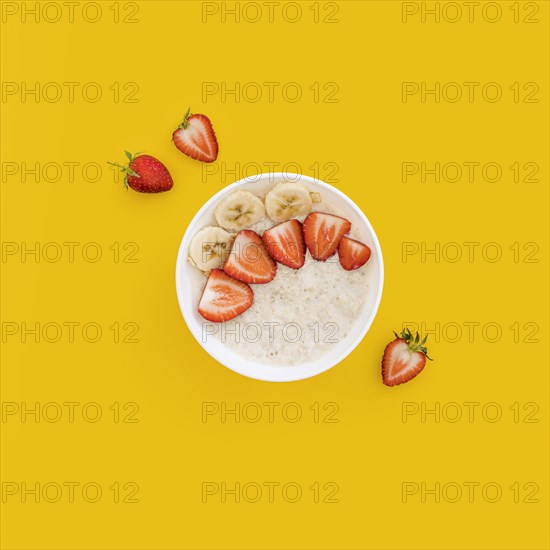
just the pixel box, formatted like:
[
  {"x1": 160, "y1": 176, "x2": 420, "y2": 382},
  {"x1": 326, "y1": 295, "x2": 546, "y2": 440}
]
[{"x1": 175, "y1": 173, "x2": 384, "y2": 382}]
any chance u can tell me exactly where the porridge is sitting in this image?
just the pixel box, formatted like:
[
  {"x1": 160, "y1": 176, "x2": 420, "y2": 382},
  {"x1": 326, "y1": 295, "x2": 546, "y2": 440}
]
[
  {"x1": 207, "y1": 253, "x2": 368, "y2": 365},
  {"x1": 188, "y1": 181, "x2": 372, "y2": 366}
]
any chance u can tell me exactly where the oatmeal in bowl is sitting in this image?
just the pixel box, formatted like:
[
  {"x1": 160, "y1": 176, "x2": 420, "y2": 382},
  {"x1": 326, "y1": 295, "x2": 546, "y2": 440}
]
[{"x1": 175, "y1": 173, "x2": 383, "y2": 381}]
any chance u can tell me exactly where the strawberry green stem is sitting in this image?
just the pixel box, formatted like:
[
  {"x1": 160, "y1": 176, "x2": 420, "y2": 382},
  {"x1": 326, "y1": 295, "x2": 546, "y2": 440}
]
[
  {"x1": 395, "y1": 327, "x2": 433, "y2": 360},
  {"x1": 107, "y1": 152, "x2": 141, "y2": 191},
  {"x1": 178, "y1": 107, "x2": 192, "y2": 130}
]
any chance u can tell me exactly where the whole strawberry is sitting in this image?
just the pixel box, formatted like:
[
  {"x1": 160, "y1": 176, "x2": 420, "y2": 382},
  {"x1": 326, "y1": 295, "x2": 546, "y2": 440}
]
[
  {"x1": 382, "y1": 328, "x2": 433, "y2": 387},
  {"x1": 108, "y1": 151, "x2": 173, "y2": 193}
]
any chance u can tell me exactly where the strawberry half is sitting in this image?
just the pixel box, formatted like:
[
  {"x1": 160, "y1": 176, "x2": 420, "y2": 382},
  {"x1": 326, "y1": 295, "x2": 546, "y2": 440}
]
[
  {"x1": 262, "y1": 219, "x2": 305, "y2": 269},
  {"x1": 108, "y1": 151, "x2": 173, "y2": 193},
  {"x1": 198, "y1": 269, "x2": 253, "y2": 322},
  {"x1": 223, "y1": 230, "x2": 277, "y2": 284},
  {"x1": 173, "y1": 108, "x2": 218, "y2": 163},
  {"x1": 338, "y1": 236, "x2": 371, "y2": 271},
  {"x1": 382, "y1": 329, "x2": 433, "y2": 387},
  {"x1": 303, "y1": 212, "x2": 351, "y2": 261}
]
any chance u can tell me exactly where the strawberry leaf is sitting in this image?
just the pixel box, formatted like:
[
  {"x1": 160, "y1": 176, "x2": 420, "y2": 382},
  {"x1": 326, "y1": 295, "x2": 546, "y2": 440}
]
[
  {"x1": 180, "y1": 107, "x2": 192, "y2": 129},
  {"x1": 393, "y1": 328, "x2": 434, "y2": 360}
]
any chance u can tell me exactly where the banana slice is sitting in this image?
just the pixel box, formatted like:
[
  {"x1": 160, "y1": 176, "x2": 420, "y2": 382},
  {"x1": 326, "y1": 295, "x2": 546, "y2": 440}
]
[
  {"x1": 188, "y1": 226, "x2": 234, "y2": 271},
  {"x1": 214, "y1": 190, "x2": 266, "y2": 231},
  {"x1": 265, "y1": 181, "x2": 312, "y2": 222}
]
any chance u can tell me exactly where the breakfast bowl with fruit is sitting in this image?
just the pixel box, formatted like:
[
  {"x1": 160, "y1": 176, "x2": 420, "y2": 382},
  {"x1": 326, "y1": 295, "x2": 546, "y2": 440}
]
[{"x1": 175, "y1": 173, "x2": 384, "y2": 382}]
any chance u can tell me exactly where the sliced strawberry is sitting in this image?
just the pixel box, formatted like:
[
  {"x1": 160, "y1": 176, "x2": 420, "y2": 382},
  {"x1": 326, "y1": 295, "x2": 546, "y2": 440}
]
[
  {"x1": 382, "y1": 329, "x2": 433, "y2": 387},
  {"x1": 173, "y1": 109, "x2": 218, "y2": 163},
  {"x1": 262, "y1": 219, "x2": 305, "y2": 269},
  {"x1": 198, "y1": 269, "x2": 253, "y2": 322},
  {"x1": 338, "y1": 236, "x2": 371, "y2": 271},
  {"x1": 223, "y1": 230, "x2": 277, "y2": 284},
  {"x1": 303, "y1": 212, "x2": 351, "y2": 261}
]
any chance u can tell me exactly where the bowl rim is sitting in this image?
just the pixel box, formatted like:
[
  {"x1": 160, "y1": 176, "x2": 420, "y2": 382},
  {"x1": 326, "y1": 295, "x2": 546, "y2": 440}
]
[{"x1": 175, "y1": 172, "x2": 384, "y2": 382}]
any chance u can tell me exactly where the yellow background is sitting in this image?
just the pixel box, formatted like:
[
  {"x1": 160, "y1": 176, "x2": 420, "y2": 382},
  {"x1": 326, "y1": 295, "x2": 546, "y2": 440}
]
[{"x1": 1, "y1": 1, "x2": 548, "y2": 548}]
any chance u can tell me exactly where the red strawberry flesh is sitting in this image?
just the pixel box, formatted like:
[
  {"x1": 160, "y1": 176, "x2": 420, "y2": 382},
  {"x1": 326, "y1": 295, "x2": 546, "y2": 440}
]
[
  {"x1": 303, "y1": 212, "x2": 351, "y2": 261},
  {"x1": 262, "y1": 219, "x2": 305, "y2": 269},
  {"x1": 338, "y1": 236, "x2": 371, "y2": 271},
  {"x1": 382, "y1": 339, "x2": 425, "y2": 386},
  {"x1": 382, "y1": 329, "x2": 432, "y2": 387},
  {"x1": 223, "y1": 230, "x2": 277, "y2": 284},
  {"x1": 173, "y1": 113, "x2": 218, "y2": 163},
  {"x1": 198, "y1": 269, "x2": 253, "y2": 322}
]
